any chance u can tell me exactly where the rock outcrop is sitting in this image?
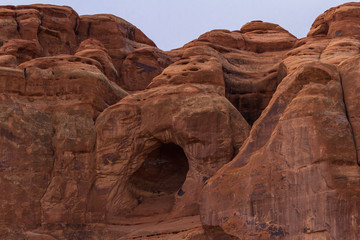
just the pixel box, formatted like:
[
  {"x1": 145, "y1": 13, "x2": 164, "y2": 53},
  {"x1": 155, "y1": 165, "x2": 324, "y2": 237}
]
[
  {"x1": 200, "y1": 3, "x2": 360, "y2": 239},
  {"x1": 94, "y1": 83, "x2": 249, "y2": 225},
  {"x1": 0, "y1": 4, "x2": 167, "y2": 91},
  {"x1": 1, "y1": 2, "x2": 360, "y2": 240},
  {"x1": 0, "y1": 54, "x2": 126, "y2": 239},
  {"x1": 167, "y1": 21, "x2": 297, "y2": 125},
  {"x1": 201, "y1": 63, "x2": 360, "y2": 239}
]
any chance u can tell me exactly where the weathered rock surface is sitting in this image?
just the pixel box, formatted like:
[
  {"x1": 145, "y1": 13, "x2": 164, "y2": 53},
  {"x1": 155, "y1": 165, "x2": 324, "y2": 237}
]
[
  {"x1": 0, "y1": 55, "x2": 126, "y2": 238},
  {"x1": 0, "y1": 39, "x2": 42, "y2": 64},
  {"x1": 200, "y1": 3, "x2": 360, "y2": 239},
  {"x1": 92, "y1": 63, "x2": 250, "y2": 226},
  {"x1": 308, "y1": 2, "x2": 360, "y2": 38},
  {"x1": 168, "y1": 21, "x2": 297, "y2": 125},
  {"x1": 76, "y1": 14, "x2": 173, "y2": 91},
  {"x1": 0, "y1": 4, "x2": 166, "y2": 91},
  {"x1": 75, "y1": 38, "x2": 120, "y2": 84},
  {"x1": 1, "y1": 2, "x2": 360, "y2": 240},
  {"x1": 201, "y1": 63, "x2": 360, "y2": 239},
  {"x1": 121, "y1": 46, "x2": 173, "y2": 91},
  {"x1": 339, "y1": 55, "x2": 360, "y2": 166}
]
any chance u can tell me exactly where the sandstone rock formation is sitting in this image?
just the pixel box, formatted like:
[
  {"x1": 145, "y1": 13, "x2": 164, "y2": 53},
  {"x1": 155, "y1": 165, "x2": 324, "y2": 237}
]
[
  {"x1": 201, "y1": 63, "x2": 360, "y2": 239},
  {"x1": 0, "y1": 4, "x2": 167, "y2": 91},
  {"x1": 0, "y1": 54, "x2": 127, "y2": 239},
  {"x1": 0, "y1": 2, "x2": 360, "y2": 240},
  {"x1": 167, "y1": 21, "x2": 297, "y2": 125},
  {"x1": 200, "y1": 3, "x2": 360, "y2": 239},
  {"x1": 94, "y1": 83, "x2": 249, "y2": 226}
]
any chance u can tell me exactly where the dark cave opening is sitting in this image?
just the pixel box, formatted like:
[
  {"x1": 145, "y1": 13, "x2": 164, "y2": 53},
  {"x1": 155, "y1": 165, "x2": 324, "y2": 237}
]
[{"x1": 127, "y1": 143, "x2": 189, "y2": 218}]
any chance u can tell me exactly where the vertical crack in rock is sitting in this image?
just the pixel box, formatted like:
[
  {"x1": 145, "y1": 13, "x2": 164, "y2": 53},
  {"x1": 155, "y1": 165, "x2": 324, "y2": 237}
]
[
  {"x1": 39, "y1": 126, "x2": 56, "y2": 204},
  {"x1": 14, "y1": 11, "x2": 20, "y2": 36},
  {"x1": 74, "y1": 14, "x2": 79, "y2": 34},
  {"x1": 86, "y1": 22, "x2": 92, "y2": 39},
  {"x1": 339, "y1": 73, "x2": 360, "y2": 166}
]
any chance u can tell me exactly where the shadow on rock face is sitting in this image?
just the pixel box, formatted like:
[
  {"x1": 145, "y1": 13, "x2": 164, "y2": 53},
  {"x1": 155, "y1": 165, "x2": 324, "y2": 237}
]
[
  {"x1": 91, "y1": 82, "x2": 250, "y2": 225},
  {"x1": 127, "y1": 143, "x2": 189, "y2": 218}
]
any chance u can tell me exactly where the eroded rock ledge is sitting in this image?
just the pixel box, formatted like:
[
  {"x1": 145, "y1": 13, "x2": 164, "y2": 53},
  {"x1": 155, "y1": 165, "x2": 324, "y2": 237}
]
[{"x1": 0, "y1": 2, "x2": 360, "y2": 240}]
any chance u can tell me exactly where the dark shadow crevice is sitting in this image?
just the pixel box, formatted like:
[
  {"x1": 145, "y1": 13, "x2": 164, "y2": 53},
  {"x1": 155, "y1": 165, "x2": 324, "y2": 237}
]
[
  {"x1": 127, "y1": 143, "x2": 189, "y2": 217},
  {"x1": 339, "y1": 73, "x2": 360, "y2": 166}
]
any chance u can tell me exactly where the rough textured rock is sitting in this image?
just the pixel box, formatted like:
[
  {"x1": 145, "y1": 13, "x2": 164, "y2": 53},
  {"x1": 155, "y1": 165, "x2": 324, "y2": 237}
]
[
  {"x1": 339, "y1": 55, "x2": 360, "y2": 166},
  {"x1": 1, "y1": 2, "x2": 360, "y2": 240},
  {"x1": 0, "y1": 90, "x2": 54, "y2": 233},
  {"x1": 3, "y1": 4, "x2": 79, "y2": 56},
  {"x1": 200, "y1": 3, "x2": 360, "y2": 240},
  {"x1": 0, "y1": 55, "x2": 126, "y2": 238},
  {"x1": 201, "y1": 63, "x2": 360, "y2": 239},
  {"x1": 75, "y1": 38, "x2": 120, "y2": 84},
  {"x1": 308, "y1": 2, "x2": 360, "y2": 38},
  {"x1": 0, "y1": 4, "x2": 165, "y2": 91},
  {"x1": 93, "y1": 74, "x2": 250, "y2": 226},
  {"x1": 0, "y1": 39, "x2": 42, "y2": 64},
  {"x1": 121, "y1": 46, "x2": 173, "y2": 91},
  {"x1": 148, "y1": 55, "x2": 225, "y2": 92},
  {"x1": 168, "y1": 21, "x2": 297, "y2": 125},
  {"x1": 76, "y1": 14, "x2": 172, "y2": 90}
]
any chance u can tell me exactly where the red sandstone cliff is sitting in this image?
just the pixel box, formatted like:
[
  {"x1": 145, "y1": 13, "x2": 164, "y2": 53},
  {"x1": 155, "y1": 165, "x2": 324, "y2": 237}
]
[{"x1": 0, "y1": 3, "x2": 360, "y2": 240}]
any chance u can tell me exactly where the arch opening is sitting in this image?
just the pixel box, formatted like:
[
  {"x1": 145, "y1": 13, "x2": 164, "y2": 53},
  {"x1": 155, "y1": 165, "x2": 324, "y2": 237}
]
[{"x1": 127, "y1": 143, "x2": 189, "y2": 218}]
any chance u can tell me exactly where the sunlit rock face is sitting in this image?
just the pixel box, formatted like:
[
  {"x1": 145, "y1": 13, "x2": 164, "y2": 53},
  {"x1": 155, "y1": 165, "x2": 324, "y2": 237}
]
[{"x1": 1, "y1": 3, "x2": 360, "y2": 240}]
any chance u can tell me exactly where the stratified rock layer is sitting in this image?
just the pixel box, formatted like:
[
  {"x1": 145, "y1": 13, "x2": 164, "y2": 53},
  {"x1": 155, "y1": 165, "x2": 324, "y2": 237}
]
[
  {"x1": 201, "y1": 63, "x2": 360, "y2": 239},
  {"x1": 0, "y1": 2, "x2": 360, "y2": 240},
  {"x1": 201, "y1": 3, "x2": 360, "y2": 239},
  {"x1": 0, "y1": 54, "x2": 127, "y2": 239},
  {"x1": 167, "y1": 21, "x2": 297, "y2": 125}
]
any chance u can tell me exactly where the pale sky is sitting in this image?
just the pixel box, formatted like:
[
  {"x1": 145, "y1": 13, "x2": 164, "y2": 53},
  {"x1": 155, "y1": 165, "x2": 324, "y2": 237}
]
[{"x1": 0, "y1": 0, "x2": 356, "y2": 50}]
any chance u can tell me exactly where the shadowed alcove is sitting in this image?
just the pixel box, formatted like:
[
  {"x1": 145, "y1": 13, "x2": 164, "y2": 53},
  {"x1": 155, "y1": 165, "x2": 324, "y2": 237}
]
[{"x1": 126, "y1": 142, "x2": 189, "y2": 218}]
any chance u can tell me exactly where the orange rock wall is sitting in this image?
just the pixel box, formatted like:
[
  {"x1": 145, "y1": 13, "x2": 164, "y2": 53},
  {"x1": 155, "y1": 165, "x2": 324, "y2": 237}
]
[{"x1": 0, "y1": 3, "x2": 360, "y2": 240}]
